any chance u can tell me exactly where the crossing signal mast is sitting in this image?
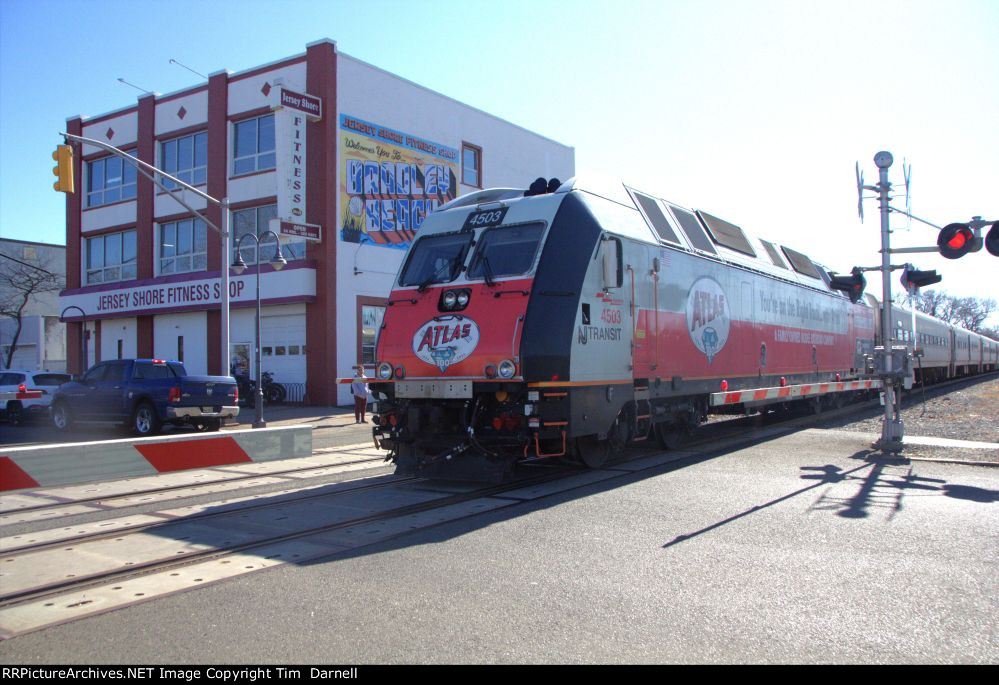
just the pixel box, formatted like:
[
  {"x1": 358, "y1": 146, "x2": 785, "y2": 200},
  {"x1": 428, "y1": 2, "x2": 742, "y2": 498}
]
[{"x1": 855, "y1": 151, "x2": 996, "y2": 454}]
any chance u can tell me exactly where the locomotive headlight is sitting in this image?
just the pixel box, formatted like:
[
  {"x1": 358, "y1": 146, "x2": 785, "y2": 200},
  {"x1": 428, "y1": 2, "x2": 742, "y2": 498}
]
[
  {"x1": 377, "y1": 362, "x2": 393, "y2": 380},
  {"x1": 456, "y1": 291, "x2": 470, "y2": 307},
  {"x1": 442, "y1": 291, "x2": 458, "y2": 309},
  {"x1": 498, "y1": 359, "x2": 516, "y2": 379}
]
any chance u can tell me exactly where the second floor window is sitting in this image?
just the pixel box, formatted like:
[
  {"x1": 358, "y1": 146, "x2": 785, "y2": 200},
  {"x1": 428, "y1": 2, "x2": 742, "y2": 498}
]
[
  {"x1": 85, "y1": 230, "x2": 136, "y2": 284},
  {"x1": 160, "y1": 218, "x2": 207, "y2": 275},
  {"x1": 87, "y1": 153, "x2": 137, "y2": 208},
  {"x1": 462, "y1": 143, "x2": 482, "y2": 188},
  {"x1": 233, "y1": 114, "x2": 275, "y2": 175},
  {"x1": 161, "y1": 132, "x2": 207, "y2": 189}
]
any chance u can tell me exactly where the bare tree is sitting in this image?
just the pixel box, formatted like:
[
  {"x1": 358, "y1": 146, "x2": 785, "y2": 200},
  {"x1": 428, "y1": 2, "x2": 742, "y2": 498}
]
[
  {"x1": 912, "y1": 289, "x2": 997, "y2": 333},
  {"x1": 0, "y1": 252, "x2": 63, "y2": 369}
]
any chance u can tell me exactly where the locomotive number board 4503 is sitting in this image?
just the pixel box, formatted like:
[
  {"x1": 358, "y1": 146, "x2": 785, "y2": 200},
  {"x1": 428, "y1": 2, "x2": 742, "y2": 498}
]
[{"x1": 462, "y1": 207, "x2": 508, "y2": 231}]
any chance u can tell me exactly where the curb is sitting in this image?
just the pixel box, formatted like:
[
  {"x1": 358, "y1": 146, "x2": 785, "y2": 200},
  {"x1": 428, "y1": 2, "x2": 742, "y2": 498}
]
[{"x1": 0, "y1": 426, "x2": 312, "y2": 492}]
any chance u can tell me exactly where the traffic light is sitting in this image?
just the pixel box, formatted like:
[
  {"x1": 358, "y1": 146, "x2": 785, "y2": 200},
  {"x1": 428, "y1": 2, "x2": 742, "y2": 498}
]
[
  {"x1": 900, "y1": 265, "x2": 942, "y2": 290},
  {"x1": 987, "y1": 221, "x2": 999, "y2": 257},
  {"x1": 937, "y1": 223, "x2": 975, "y2": 259},
  {"x1": 52, "y1": 144, "x2": 74, "y2": 193},
  {"x1": 830, "y1": 267, "x2": 866, "y2": 304}
]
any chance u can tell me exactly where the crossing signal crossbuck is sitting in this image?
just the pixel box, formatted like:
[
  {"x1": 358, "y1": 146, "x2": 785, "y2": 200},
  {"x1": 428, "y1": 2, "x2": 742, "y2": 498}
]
[{"x1": 52, "y1": 144, "x2": 74, "y2": 193}]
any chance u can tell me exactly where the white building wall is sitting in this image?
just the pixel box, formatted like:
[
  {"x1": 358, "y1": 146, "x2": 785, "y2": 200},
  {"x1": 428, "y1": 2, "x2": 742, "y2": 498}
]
[
  {"x1": 155, "y1": 90, "x2": 208, "y2": 135},
  {"x1": 100, "y1": 317, "x2": 137, "y2": 361},
  {"x1": 337, "y1": 55, "x2": 574, "y2": 189},
  {"x1": 227, "y1": 62, "x2": 307, "y2": 116},
  {"x1": 153, "y1": 311, "x2": 207, "y2": 374},
  {"x1": 82, "y1": 202, "x2": 137, "y2": 233},
  {"x1": 80, "y1": 110, "x2": 137, "y2": 157}
]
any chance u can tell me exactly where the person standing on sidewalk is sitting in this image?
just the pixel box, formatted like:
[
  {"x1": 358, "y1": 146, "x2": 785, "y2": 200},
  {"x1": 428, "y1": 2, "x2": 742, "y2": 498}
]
[{"x1": 351, "y1": 365, "x2": 370, "y2": 423}]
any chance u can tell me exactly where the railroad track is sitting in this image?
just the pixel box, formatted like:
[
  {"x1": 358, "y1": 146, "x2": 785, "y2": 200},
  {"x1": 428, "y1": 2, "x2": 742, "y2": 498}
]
[{"x1": 1, "y1": 372, "x2": 992, "y2": 638}]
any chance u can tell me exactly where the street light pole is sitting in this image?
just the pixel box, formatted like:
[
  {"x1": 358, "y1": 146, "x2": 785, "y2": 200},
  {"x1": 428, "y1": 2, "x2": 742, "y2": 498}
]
[
  {"x1": 221, "y1": 197, "x2": 230, "y2": 378},
  {"x1": 232, "y1": 230, "x2": 286, "y2": 428}
]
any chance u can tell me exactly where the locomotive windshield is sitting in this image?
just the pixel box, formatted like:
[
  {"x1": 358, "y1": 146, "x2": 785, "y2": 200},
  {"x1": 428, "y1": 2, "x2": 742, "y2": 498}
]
[
  {"x1": 467, "y1": 222, "x2": 545, "y2": 281},
  {"x1": 398, "y1": 232, "x2": 473, "y2": 289}
]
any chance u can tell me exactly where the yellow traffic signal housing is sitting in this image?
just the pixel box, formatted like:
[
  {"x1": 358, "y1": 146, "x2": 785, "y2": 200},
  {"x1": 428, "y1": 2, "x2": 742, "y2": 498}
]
[{"x1": 52, "y1": 144, "x2": 74, "y2": 193}]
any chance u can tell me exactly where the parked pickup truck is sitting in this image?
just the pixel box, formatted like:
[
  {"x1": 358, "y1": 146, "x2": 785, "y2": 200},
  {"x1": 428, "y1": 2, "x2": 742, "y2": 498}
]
[{"x1": 50, "y1": 359, "x2": 239, "y2": 436}]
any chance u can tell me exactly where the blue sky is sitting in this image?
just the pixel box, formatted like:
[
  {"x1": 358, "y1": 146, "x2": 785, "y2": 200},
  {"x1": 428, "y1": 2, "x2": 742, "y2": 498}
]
[{"x1": 2, "y1": 0, "x2": 996, "y2": 319}]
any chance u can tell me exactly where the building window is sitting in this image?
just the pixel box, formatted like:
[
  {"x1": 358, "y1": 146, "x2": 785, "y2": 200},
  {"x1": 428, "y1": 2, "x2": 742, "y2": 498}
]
[
  {"x1": 358, "y1": 299, "x2": 387, "y2": 366},
  {"x1": 233, "y1": 114, "x2": 275, "y2": 176},
  {"x1": 462, "y1": 142, "x2": 482, "y2": 188},
  {"x1": 159, "y1": 218, "x2": 208, "y2": 275},
  {"x1": 233, "y1": 204, "x2": 305, "y2": 264},
  {"x1": 87, "y1": 151, "x2": 138, "y2": 208},
  {"x1": 85, "y1": 230, "x2": 137, "y2": 284},
  {"x1": 161, "y1": 131, "x2": 207, "y2": 189}
]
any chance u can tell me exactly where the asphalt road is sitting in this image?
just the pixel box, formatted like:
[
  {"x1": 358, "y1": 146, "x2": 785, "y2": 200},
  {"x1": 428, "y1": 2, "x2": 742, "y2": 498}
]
[{"x1": 1, "y1": 427, "x2": 994, "y2": 664}]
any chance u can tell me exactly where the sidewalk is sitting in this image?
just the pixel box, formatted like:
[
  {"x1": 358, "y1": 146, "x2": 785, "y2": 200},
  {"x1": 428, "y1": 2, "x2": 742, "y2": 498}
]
[{"x1": 226, "y1": 403, "x2": 359, "y2": 430}]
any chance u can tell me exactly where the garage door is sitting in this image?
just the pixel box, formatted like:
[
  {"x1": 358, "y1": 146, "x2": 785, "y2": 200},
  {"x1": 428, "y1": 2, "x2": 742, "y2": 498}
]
[{"x1": 260, "y1": 314, "x2": 306, "y2": 384}]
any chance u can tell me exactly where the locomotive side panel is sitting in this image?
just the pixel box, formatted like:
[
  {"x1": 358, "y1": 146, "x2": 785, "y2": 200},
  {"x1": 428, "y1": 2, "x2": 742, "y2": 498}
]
[{"x1": 627, "y1": 247, "x2": 857, "y2": 388}]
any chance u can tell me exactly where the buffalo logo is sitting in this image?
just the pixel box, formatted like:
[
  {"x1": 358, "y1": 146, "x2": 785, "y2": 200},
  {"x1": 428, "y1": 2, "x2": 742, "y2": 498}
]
[
  {"x1": 685, "y1": 277, "x2": 730, "y2": 364},
  {"x1": 412, "y1": 316, "x2": 480, "y2": 373}
]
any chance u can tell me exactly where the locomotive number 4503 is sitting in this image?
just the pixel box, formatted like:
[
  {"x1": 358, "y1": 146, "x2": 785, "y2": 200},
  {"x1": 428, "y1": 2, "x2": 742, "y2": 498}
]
[{"x1": 462, "y1": 207, "x2": 508, "y2": 231}]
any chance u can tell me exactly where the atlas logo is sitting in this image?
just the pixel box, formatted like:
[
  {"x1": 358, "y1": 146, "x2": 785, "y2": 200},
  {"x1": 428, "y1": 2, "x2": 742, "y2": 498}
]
[
  {"x1": 412, "y1": 316, "x2": 480, "y2": 373},
  {"x1": 685, "y1": 277, "x2": 730, "y2": 364}
]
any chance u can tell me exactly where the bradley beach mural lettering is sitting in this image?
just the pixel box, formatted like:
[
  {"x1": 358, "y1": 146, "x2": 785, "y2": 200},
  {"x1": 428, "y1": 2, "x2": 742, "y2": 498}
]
[{"x1": 340, "y1": 115, "x2": 459, "y2": 248}]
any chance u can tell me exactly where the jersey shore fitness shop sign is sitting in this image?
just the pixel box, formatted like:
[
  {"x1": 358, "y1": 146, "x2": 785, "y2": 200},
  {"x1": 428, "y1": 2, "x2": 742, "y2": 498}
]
[
  {"x1": 58, "y1": 267, "x2": 317, "y2": 321},
  {"x1": 340, "y1": 114, "x2": 459, "y2": 249}
]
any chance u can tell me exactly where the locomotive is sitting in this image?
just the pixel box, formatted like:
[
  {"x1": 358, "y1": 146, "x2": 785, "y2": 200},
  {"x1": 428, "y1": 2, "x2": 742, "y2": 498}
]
[{"x1": 368, "y1": 175, "x2": 997, "y2": 479}]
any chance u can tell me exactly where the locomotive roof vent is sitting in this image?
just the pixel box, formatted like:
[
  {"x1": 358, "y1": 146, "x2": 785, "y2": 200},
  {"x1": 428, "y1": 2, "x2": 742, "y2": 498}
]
[{"x1": 524, "y1": 177, "x2": 562, "y2": 197}]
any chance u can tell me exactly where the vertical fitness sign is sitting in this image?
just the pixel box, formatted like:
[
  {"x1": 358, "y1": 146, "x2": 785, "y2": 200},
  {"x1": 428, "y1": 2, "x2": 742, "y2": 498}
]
[{"x1": 274, "y1": 87, "x2": 322, "y2": 226}]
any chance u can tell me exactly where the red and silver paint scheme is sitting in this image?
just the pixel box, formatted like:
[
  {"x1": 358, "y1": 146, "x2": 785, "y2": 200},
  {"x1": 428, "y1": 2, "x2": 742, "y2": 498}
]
[{"x1": 370, "y1": 176, "x2": 988, "y2": 480}]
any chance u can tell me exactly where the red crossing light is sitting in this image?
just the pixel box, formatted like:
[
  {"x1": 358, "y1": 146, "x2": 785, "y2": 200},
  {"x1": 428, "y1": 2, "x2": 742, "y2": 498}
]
[
  {"x1": 987, "y1": 221, "x2": 999, "y2": 258},
  {"x1": 937, "y1": 223, "x2": 975, "y2": 259}
]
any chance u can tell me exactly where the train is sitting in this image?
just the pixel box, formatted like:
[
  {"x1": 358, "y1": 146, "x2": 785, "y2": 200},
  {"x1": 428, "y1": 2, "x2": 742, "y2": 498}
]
[{"x1": 367, "y1": 175, "x2": 998, "y2": 479}]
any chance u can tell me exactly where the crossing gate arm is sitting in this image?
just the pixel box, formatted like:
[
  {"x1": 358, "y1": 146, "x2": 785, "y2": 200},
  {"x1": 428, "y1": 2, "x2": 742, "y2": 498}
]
[
  {"x1": 709, "y1": 379, "x2": 883, "y2": 407},
  {"x1": 1, "y1": 391, "x2": 43, "y2": 401}
]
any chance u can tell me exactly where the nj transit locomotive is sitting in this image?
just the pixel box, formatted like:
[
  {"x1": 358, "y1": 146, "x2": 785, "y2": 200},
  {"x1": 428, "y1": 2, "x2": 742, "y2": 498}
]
[{"x1": 369, "y1": 176, "x2": 996, "y2": 479}]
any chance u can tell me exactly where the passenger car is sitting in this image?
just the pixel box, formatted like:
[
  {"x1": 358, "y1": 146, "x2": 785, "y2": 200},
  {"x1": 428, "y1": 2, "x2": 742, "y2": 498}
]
[{"x1": 0, "y1": 370, "x2": 72, "y2": 424}]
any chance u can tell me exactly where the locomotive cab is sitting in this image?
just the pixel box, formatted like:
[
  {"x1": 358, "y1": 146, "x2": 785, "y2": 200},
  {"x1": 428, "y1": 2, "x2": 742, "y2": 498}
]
[{"x1": 371, "y1": 180, "x2": 592, "y2": 479}]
